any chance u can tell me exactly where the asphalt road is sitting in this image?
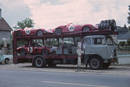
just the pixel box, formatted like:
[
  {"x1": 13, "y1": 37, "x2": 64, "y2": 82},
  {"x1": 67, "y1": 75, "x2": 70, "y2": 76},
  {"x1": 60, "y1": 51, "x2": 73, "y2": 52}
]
[{"x1": 0, "y1": 64, "x2": 130, "y2": 87}]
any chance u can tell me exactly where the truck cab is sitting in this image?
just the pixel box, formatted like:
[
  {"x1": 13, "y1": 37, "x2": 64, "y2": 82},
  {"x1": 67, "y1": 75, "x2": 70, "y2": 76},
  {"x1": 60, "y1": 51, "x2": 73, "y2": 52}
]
[{"x1": 82, "y1": 35, "x2": 117, "y2": 69}]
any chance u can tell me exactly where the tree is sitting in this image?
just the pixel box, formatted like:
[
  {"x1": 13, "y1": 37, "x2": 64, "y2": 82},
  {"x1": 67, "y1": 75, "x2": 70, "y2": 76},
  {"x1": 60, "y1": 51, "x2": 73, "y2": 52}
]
[
  {"x1": 119, "y1": 41, "x2": 126, "y2": 47},
  {"x1": 14, "y1": 18, "x2": 34, "y2": 29},
  {"x1": 127, "y1": 39, "x2": 130, "y2": 46}
]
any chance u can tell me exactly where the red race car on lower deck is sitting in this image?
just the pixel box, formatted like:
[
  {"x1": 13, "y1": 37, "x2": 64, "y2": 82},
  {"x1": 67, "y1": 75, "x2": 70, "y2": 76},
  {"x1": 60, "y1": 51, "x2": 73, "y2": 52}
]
[{"x1": 16, "y1": 41, "x2": 50, "y2": 56}]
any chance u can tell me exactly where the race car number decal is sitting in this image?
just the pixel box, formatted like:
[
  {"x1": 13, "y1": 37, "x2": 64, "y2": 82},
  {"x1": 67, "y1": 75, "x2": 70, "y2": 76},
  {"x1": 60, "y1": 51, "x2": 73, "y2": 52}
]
[{"x1": 25, "y1": 30, "x2": 31, "y2": 35}]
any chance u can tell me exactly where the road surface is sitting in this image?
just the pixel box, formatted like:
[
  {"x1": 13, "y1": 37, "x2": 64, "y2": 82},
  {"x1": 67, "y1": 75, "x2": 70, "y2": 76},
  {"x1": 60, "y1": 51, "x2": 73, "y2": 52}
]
[{"x1": 0, "y1": 64, "x2": 130, "y2": 87}]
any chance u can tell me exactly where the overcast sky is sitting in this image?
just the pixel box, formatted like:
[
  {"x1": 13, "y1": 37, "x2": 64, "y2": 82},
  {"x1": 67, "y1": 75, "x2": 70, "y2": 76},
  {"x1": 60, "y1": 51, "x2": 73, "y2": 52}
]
[{"x1": 0, "y1": 0, "x2": 129, "y2": 30}]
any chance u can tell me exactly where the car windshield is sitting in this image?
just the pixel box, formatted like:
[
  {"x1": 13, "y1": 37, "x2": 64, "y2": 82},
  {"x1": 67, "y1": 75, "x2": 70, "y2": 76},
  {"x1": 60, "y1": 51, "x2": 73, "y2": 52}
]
[
  {"x1": 17, "y1": 39, "x2": 28, "y2": 47},
  {"x1": 63, "y1": 38, "x2": 74, "y2": 45},
  {"x1": 32, "y1": 39, "x2": 44, "y2": 47}
]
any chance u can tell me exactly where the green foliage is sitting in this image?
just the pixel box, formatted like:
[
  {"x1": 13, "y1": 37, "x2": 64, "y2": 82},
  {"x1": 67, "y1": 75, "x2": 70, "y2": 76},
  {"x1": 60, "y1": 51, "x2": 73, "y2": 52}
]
[
  {"x1": 119, "y1": 41, "x2": 126, "y2": 46},
  {"x1": 14, "y1": 18, "x2": 34, "y2": 29},
  {"x1": 127, "y1": 39, "x2": 130, "y2": 45}
]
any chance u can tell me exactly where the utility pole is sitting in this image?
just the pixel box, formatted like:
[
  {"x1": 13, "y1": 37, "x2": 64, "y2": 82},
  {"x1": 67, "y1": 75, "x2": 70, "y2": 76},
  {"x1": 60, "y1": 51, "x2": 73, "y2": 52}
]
[{"x1": 76, "y1": 42, "x2": 83, "y2": 72}]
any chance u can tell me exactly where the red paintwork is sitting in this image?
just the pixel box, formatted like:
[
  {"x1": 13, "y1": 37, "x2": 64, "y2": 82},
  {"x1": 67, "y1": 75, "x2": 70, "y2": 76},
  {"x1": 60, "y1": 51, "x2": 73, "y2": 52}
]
[
  {"x1": 13, "y1": 26, "x2": 118, "y2": 64},
  {"x1": 17, "y1": 45, "x2": 50, "y2": 55},
  {"x1": 52, "y1": 23, "x2": 98, "y2": 33},
  {"x1": 14, "y1": 28, "x2": 48, "y2": 36}
]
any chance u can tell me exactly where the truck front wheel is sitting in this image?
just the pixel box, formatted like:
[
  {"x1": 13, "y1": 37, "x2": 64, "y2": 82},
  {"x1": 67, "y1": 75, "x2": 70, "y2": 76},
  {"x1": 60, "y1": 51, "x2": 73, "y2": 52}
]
[
  {"x1": 89, "y1": 57, "x2": 103, "y2": 70},
  {"x1": 34, "y1": 56, "x2": 46, "y2": 68}
]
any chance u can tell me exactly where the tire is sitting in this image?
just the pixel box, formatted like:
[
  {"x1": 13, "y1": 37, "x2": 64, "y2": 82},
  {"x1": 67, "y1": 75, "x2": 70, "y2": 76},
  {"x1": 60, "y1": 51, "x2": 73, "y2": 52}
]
[
  {"x1": 20, "y1": 49, "x2": 26, "y2": 56},
  {"x1": 82, "y1": 26, "x2": 90, "y2": 32},
  {"x1": 5, "y1": 58, "x2": 9, "y2": 64},
  {"x1": 99, "y1": 21, "x2": 104, "y2": 30},
  {"x1": 36, "y1": 30, "x2": 43, "y2": 36},
  {"x1": 111, "y1": 20, "x2": 116, "y2": 31},
  {"x1": 55, "y1": 28, "x2": 62, "y2": 35},
  {"x1": 34, "y1": 56, "x2": 46, "y2": 68},
  {"x1": 103, "y1": 63, "x2": 110, "y2": 69},
  {"x1": 89, "y1": 57, "x2": 103, "y2": 70}
]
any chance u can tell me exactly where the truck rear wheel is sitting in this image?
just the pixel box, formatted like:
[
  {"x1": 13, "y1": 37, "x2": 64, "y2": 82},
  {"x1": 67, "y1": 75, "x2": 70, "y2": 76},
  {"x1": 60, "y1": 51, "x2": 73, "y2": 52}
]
[
  {"x1": 34, "y1": 56, "x2": 46, "y2": 68},
  {"x1": 89, "y1": 57, "x2": 103, "y2": 70}
]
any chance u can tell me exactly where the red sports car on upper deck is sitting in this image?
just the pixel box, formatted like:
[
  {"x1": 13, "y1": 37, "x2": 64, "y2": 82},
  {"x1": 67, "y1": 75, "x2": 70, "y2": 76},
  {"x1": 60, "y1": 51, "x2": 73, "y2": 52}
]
[
  {"x1": 14, "y1": 28, "x2": 48, "y2": 36},
  {"x1": 53, "y1": 23, "x2": 98, "y2": 35}
]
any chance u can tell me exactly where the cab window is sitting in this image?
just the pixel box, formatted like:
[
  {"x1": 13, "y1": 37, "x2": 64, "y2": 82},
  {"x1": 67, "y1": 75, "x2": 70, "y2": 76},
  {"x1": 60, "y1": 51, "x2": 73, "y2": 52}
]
[{"x1": 93, "y1": 38, "x2": 105, "y2": 45}]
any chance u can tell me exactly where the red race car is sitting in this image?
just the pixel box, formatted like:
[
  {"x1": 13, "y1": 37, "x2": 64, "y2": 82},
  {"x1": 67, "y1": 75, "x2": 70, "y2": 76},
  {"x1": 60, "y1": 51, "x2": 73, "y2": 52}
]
[
  {"x1": 16, "y1": 41, "x2": 50, "y2": 56},
  {"x1": 53, "y1": 23, "x2": 98, "y2": 35},
  {"x1": 14, "y1": 28, "x2": 48, "y2": 36}
]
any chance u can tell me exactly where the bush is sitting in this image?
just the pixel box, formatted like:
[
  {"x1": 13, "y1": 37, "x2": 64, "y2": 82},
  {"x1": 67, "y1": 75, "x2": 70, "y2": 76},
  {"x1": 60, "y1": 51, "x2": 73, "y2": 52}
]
[
  {"x1": 127, "y1": 39, "x2": 130, "y2": 46},
  {"x1": 119, "y1": 41, "x2": 126, "y2": 46}
]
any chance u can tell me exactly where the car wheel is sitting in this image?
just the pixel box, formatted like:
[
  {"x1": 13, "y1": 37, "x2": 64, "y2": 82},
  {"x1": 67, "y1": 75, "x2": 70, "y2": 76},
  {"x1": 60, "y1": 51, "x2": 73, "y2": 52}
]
[
  {"x1": 20, "y1": 49, "x2": 26, "y2": 56},
  {"x1": 55, "y1": 28, "x2": 62, "y2": 35},
  {"x1": 5, "y1": 58, "x2": 9, "y2": 64},
  {"x1": 82, "y1": 26, "x2": 90, "y2": 32},
  {"x1": 34, "y1": 56, "x2": 46, "y2": 68},
  {"x1": 36, "y1": 30, "x2": 43, "y2": 36},
  {"x1": 89, "y1": 57, "x2": 103, "y2": 70}
]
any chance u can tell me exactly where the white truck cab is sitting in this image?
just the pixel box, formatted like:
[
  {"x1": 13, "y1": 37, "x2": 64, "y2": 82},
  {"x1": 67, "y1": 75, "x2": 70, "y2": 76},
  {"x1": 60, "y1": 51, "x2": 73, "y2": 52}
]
[{"x1": 82, "y1": 35, "x2": 117, "y2": 69}]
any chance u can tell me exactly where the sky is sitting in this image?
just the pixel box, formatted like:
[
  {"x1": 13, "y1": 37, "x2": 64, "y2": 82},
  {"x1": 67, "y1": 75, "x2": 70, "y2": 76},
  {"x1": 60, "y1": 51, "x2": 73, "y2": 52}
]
[{"x1": 0, "y1": 0, "x2": 130, "y2": 30}]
